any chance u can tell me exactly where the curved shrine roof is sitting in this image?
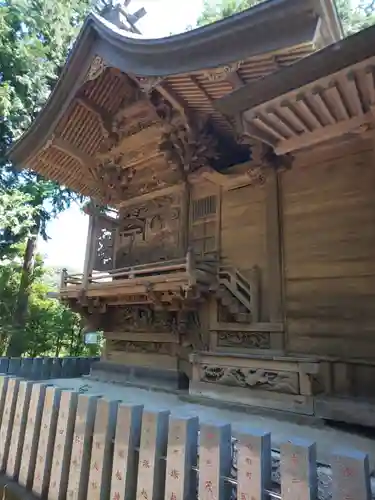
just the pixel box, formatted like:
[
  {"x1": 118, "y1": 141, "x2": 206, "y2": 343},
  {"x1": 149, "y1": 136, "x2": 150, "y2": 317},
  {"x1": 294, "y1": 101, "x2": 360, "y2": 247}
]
[{"x1": 8, "y1": 0, "x2": 341, "y2": 206}]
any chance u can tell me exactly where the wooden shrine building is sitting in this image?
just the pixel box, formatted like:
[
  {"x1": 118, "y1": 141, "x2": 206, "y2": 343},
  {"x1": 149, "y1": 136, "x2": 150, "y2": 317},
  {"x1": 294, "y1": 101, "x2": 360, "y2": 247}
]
[{"x1": 9, "y1": 0, "x2": 375, "y2": 425}]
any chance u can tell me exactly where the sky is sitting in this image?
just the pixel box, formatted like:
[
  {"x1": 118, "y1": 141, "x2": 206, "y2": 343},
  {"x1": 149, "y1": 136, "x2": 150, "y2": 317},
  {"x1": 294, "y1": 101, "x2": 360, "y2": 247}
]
[{"x1": 37, "y1": 0, "x2": 204, "y2": 270}]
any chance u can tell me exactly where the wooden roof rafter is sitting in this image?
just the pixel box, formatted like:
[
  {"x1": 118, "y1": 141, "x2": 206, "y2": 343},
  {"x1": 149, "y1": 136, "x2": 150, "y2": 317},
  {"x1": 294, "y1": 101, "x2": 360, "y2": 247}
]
[{"x1": 225, "y1": 50, "x2": 375, "y2": 155}]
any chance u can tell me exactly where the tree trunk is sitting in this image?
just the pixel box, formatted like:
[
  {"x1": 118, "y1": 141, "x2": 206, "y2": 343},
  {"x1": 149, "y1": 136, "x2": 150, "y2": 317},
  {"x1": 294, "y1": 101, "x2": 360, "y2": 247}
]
[{"x1": 7, "y1": 217, "x2": 40, "y2": 356}]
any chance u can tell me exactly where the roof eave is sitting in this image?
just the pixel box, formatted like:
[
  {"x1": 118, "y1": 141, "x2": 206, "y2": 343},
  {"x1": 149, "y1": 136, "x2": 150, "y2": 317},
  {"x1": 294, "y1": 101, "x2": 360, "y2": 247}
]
[{"x1": 215, "y1": 24, "x2": 375, "y2": 117}]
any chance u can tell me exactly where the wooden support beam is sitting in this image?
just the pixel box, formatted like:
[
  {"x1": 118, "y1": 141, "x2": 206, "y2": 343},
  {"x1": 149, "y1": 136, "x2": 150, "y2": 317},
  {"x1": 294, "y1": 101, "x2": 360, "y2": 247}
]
[
  {"x1": 225, "y1": 70, "x2": 245, "y2": 90},
  {"x1": 346, "y1": 72, "x2": 364, "y2": 116},
  {"x1": 295, "y1": 96, "x2": 323, "y2": 129},
  {"x1": 252, "y1": 115, "x2": 285, "y2": 141},
  {"x1": 324, "y1": 82, "x2": 350, "y2": 121},
  {"x1": 275, "y1": 110, "x2": 373, "y2": 154},
  {"x1": 51, "y1": 135, "x2": 98, "y2": 181},
  {"x1": 279, "y1": 102, "x2": 312, "y2": 133},
  {"x1": 264, "y1": 109, "x2": 295, "y2": 138},
  {"x1": 118, "y1": 183, "x2": 184, "y2": 208},
  {"x1": 75, "y1": 94, "x2": 112, "y2": 137},
  {"x1": 265, "y1": 169, "x2": 284, "y2": 326},
  {"x1": 311, "y1": 88, "x2": 336, "y2": 124},
  {"x1": 365, "y1": 66, "x2": 375, "y2": 106},
  {"x1": 242, "y1": 118, "x2": 278, "y2": 148},
  {"x1": 156, "y1": 81, "x2": 191, "y2": 121}
]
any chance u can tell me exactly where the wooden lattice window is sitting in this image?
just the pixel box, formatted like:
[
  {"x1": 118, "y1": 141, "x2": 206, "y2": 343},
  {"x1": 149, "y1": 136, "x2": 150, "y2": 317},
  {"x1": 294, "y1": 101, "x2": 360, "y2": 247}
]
[{"x1": 191, "y1": 195, "x2": 218, "y2": 256}]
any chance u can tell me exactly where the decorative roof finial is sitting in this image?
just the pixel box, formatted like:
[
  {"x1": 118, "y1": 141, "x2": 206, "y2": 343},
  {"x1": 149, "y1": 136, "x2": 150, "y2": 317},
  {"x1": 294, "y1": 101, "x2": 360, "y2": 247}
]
[{"x1": 100, "y1": 0, "x2": 146, "y2": 34}]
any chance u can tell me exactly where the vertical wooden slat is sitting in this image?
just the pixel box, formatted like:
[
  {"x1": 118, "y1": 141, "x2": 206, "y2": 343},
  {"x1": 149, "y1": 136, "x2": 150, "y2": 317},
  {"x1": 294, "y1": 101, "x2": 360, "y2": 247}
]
[
  {"x1": 332, "y1": 449, "x2": 371, "y2": 500},
  {"x1": 66, "y1": 394, "x2": 101, "y2": 500},
  {"x1": 0, "y1": 376, "x2": 9, "y2": 426},
  {"x1": 110, "y1": 404, "x2": 143, "y2": 500},
  {"x1": 265, "y1": 168, "x2": 284, "y2": 329},
  {"x1": 164, "y1": 416, "x2": 199, "y2": 500},
  {"x1": 32, "y1": 386, "x2": 62, "y2": 498},
  {"x1": 236, "y1": 430, "x2": 272, "y2": 500},
  {"x1": 18, "y1": 383, "x2": 48, "y2": 489},
  {"x1": 6, "y1": 380, "x2": 33, "y2": 479},
  {"x1": 136, "y1": 410, "x2": 170, "y2": 500},
  {"x1": 198, "y1": 423, "x2": 232, "y2": 500},
  {"x1": 0, "y1": 378, "x2": 20, "y2": 471},
  {"x1": 49, "y1": 390, "x2": 79, "y2": 500},
  {"x1": 87, "y1": 399, "x2": 119, "y2": 500},
  {"x1": 280, "y1": 438, "x2": 317, "y2": 500}
]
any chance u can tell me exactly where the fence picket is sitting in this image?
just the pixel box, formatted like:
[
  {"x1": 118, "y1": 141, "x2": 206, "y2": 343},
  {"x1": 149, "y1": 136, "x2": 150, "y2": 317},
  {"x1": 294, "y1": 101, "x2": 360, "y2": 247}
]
[
  {"x1": 48, "y1": 390, "x2": 79, "y2": 500},
  {"x1": 165, "y1": 416, "x2": 199, "y2": 500},
  {"x1": 110, "y1": 404, "x2": 143, "y2": 500},
  {"x1": 87, "y1": 399, "x2": 119, "y2": 500},
  {"x1": 6, "y1": 380, "x2": 33, "y2": 479},
  {"x1": 236, "y1": 430, "x2": 272, "y2": 500},
  {"x1": 332, "y1": 449, "x2": 371, "y2": 500},
  {"x1": 0, "y1": 376, "x2": 9, "y2": 426},
  {"x1": 18, "y1": 383, "x2": 49, "y2": 489},
  {"x1": 66, "y1": 394, "x2": 101, "y2": 500},
  {"x1": 280, "y1": 438, "x2": 317, "y2": 500},
  {"x1": 0, "y1": 377, "x2": 20, "y2": 472},
  {"x1": 32, "y1": 386, "x2": 62, "y2": 498},
  {"x1": 198, "y1": 423, "x2": 232, "y2": 500},
  {"x1": 136, "y1": 410, "x2": 170, "y2": 500}
]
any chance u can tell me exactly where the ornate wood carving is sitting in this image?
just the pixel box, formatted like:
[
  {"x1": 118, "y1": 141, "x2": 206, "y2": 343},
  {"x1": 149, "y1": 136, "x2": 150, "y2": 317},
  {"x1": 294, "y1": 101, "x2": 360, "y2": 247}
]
[
  {"x1": 137, "y1": 76, "x2": 164, "y2": 93},
  {"x1": 85, "y1": 56, "x2": 107, "y2": 82},
  {"x1": 216, "y1": 331, "x2": 271, "y2": 349},
  {"x1": 159, "y1": 115, "x2": 219, "y2": 174},
  {"x1": 202, "y1": 61, "x2": 244, "y2": 82},
  {"x1": 200, "y1": 365, "x2": 299, "y2": 394},
  {"x1": 109, "y1": 306, "x2": 179, "y2": 333},
  {"x1": 109, "y1": 340, "x2": 175, "y2": 355},
  {"x1": 116, "y1": 194, "x2": 181, "y2": 267}
]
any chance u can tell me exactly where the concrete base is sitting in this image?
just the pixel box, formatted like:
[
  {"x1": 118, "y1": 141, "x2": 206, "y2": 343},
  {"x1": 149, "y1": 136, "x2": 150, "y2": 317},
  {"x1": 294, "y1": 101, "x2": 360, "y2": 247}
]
[
  {"x1": 89, "y1": 361, "x2": 189, "y2": 392},
  {"x1": 315, "y1": 396, "x2": 375, "y2": 428}
]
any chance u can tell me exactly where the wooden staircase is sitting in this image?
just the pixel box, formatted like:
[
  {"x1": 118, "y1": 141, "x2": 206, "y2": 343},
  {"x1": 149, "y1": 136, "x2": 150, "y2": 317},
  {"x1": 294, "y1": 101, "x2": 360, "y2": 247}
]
[{"x1": 211, "y1": 266, "x2": 259, "y2": 323}]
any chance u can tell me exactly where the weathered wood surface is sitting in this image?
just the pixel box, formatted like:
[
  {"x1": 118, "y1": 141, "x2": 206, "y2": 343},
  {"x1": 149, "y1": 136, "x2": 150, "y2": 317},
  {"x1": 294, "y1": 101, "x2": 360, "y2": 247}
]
[{"x1": 0, "y1": 375, "x2": 373, "y2": 500}]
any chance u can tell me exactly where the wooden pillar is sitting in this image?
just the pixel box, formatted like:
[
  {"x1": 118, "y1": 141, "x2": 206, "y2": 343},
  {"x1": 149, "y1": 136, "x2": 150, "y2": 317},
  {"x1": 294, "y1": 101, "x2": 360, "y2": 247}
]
[
  {"x1": 82, "y1": 213, "x2": 97, "y2": 289},
  {"x1": 265, "y1": 169, "x2": 284, "y2": 327}
]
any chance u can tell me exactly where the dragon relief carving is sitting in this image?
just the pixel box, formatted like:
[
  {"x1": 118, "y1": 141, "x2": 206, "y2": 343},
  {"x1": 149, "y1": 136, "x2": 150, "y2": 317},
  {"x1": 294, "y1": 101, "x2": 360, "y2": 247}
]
[
  {"x1": 217, "y1": 331, "x2": 270, "y2": 349},
  {"x1": 201, "y1": 366, "x2": 299, "y2": 394}
]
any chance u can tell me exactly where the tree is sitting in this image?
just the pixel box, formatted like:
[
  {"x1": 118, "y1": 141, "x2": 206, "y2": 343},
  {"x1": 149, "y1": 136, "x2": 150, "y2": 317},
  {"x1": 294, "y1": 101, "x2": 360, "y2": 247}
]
[
  {"x1": 336, "y1": 0, "x2": 375, "y2": 34},
  {"x1": 0, "y1": 244, "x2": 100, "y2": 357},
  {"x1": 0, "y1": 0, "x2": 95, "y2": 355},
  {"x1": 197, "y1": 0, "x2": 262, "y2": 26},
  {"x1": 196, "y1": 0, "x2": 375, "y2": 35}
]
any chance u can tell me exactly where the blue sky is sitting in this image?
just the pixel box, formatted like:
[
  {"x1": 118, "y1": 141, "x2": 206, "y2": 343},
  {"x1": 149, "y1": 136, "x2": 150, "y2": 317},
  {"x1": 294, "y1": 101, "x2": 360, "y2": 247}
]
[{"x1": 37, "y1": 0, "x2": 204, "y2": 270}]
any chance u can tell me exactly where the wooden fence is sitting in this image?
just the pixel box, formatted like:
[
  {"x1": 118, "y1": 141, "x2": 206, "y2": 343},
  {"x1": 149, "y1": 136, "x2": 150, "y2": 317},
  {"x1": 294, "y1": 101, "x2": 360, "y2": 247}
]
[
  {"x1": 0, "y1": 357, "x2": 99, "y2": 380},
  {"x1": 0, "y1": 376, "x2": 373, "y2": 500}
]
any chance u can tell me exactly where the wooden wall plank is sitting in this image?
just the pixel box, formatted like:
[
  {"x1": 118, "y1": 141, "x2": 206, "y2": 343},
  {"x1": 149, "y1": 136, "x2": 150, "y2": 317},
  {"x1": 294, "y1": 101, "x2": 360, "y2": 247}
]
[{"x1": 282, "y1": 136, "x2": 375, "y2": 361}]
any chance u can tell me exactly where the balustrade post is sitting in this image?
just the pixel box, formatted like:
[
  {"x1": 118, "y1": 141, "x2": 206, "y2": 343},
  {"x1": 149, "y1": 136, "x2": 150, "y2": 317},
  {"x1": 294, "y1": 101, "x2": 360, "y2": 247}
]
[{"x1": 82, "y1": 212, "x2": 97, "y2": 290}]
